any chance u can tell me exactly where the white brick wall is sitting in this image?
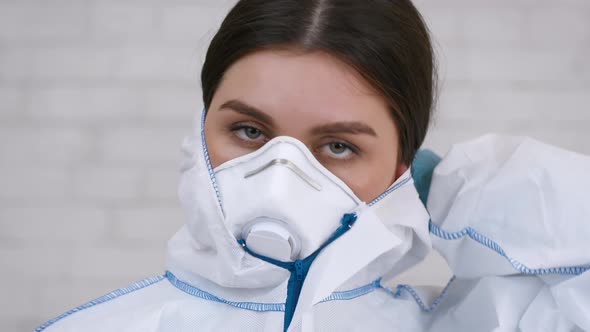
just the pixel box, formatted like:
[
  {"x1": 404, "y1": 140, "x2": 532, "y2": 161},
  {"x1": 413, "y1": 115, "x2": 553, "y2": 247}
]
[
  {"x1": 0, "y1": 1, "x2": 588, "y2": 331},
  {"x1": 415, "y1": 1, "x2": 590, "y2": 155}
]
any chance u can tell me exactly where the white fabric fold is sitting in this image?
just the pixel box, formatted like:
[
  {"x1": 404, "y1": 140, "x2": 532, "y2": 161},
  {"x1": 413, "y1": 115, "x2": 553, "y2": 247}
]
[{"x1": 429, "y1": 134, "x2": 590, "y2": 277}]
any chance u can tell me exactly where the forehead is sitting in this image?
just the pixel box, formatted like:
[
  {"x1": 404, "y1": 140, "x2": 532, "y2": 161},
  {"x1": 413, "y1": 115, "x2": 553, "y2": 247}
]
[{"x1": 212, "y1": 48, "x2": 391, "y2": 127}]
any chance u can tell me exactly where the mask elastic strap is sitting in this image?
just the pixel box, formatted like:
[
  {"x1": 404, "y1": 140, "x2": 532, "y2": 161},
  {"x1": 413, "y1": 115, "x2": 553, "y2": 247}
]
[{"x1": 238, "y1": 213, "x2": 357, "y2": 332}]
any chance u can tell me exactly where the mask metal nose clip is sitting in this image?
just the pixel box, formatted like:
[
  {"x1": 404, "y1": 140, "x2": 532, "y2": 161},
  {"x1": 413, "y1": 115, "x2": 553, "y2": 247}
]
[{"x1": 244, "y1": 158, "x2": 322, "y2": 191}]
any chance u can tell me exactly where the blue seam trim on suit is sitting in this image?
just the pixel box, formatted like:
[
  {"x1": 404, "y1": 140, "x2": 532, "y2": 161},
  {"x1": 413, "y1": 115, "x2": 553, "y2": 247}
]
[
  {"x1": 165, "y1": 271, "x2": 286, "y2": 312},
  {"x1": 34, "y1": 275, "x2": 165, "y2": 332},
  {"x1": 379, "y1": 276, "x2": 456, "y2": 313},
  {"x1": 165, "y1": 271, "x2": 381, "y2": 312},
  {"x1": 200, "y1": 107, "x2": 224, "y2": 211},
  {"x1": 429, "y1": 222, "x2": 590, "y2": 276},
  {"x1": 368, "y1": 175, "x2": 411, "y2": 206},
  {"x1": 319, "y1": 279, "x2": 381, "y2": 303}
]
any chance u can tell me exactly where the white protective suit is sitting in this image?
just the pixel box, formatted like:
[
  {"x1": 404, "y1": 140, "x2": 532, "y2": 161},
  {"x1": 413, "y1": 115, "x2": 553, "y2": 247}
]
[
  {"x1": 35, "y1": 108, "x2": 590, "y2": 331},
  {"x1": 427, "y1": 134, "x2": 590, "y2": 332}
]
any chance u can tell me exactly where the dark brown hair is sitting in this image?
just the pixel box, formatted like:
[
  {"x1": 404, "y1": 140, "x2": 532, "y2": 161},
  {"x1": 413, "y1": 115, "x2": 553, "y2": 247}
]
[{"x1": 201, "y1": 0, "x2": 437, "y2": 165}]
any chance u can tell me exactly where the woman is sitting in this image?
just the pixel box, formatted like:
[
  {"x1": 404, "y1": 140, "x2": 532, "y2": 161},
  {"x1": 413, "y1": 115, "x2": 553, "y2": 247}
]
[{"x1": 36, "y1": 0, "x2": 590, "y2": 331}]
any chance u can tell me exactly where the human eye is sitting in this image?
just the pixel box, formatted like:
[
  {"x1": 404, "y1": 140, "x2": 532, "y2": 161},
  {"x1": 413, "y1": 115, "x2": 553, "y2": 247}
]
[
  {"x1": 318, "y1": 140, "x2": 358, "y2": 160},
  {"x1": 230, "y1": 124, "x2": 268, "y2": 145}
]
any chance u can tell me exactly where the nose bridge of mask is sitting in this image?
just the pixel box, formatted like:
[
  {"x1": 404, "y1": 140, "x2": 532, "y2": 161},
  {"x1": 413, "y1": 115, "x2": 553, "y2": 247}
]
[
  {"x1": 228, "y1": 139, "x2": 324, "y2": 190},
  {"x1": 213, "y1": 136, "x2": 361, "y2": 203},
  {"x1": 214, "y1": 136, "x2": 361, "y2": 260}
]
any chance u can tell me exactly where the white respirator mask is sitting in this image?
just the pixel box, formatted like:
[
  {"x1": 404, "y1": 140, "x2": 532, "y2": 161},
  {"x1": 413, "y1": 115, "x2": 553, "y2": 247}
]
[
  {"x1": 168, "y1": 108, "x2": 431, "y2": 297},
  {"x1": 215, "y1": 136, "x2": 362, "y2": 262}
]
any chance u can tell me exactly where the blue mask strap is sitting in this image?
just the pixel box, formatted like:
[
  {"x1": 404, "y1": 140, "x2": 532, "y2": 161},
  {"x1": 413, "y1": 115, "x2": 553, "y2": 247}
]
[{"x1": 238, "y1": 213, "x2": 357, "y2": 332}]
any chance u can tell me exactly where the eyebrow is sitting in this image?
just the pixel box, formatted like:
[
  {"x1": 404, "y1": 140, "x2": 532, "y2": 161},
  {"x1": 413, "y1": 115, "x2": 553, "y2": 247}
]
[
  {"x1": 219, "y1": 99, "x2": 275, "y2": 126},
  {"x1": 218, "y1": 99, "x2": 377, "y2": 137},
  {"x1": 311, "y1": 122, "x2": 377, "y2": 137}
]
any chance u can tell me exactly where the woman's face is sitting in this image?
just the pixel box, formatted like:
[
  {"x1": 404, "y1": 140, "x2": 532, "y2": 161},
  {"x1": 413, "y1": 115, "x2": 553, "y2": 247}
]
[{"x1": 204, "y1": 49, "x2": 407, "y2": 202}]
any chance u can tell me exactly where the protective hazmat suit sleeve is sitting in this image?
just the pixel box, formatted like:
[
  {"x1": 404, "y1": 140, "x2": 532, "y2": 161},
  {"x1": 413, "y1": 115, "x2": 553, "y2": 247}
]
[{"x1": 426, "y1": 134, "x2": 590, "y2": 332}]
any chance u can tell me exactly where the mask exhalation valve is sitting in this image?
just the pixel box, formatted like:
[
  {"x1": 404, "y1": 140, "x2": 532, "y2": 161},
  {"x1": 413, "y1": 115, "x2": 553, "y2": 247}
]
[{"x1": 240, "y1": 217, "x2": 301, "y2": 262}]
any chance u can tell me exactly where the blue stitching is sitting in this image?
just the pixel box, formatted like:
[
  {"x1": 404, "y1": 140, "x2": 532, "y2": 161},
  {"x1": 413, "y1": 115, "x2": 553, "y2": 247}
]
[
  {"x1": 319, "y1": 279, "x2": 380, "y2": 303},
  {"x1": 368, "y1": 176, "x2": 412, "y2": 206},
  {"x1": 165, "y1": 270, "x2": 382, "y2": 311},
  {"x1": 429, "y1": 222, "x2": 590, "y2": 275},
  {"x1": 200, "y1": 108, "x2": 224, "y2": 212},
  {"x1": 380, "y1": 276, "x2": 455, "y2": 313},
  {"x1": 34, "y1": 275, "x2": 165, "y2": 331},
  {"x1": 165, "y1": 271, "x2": 286, "y2": 312},
  {"x1": 34, "y1": 268, "x2": 399, "y2": 331}
]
